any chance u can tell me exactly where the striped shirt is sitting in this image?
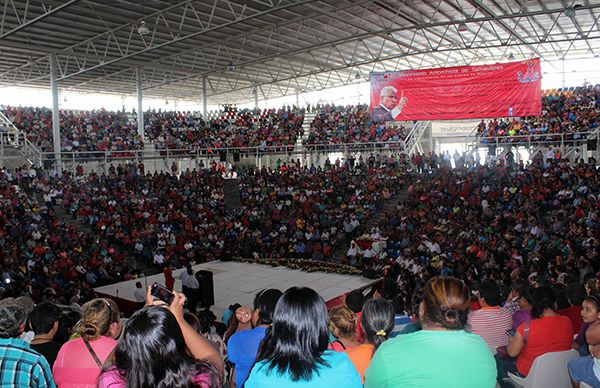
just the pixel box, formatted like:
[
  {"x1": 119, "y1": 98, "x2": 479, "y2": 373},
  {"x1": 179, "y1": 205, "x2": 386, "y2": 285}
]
[
  {"x1": 467, "y1": 306, "x2": 513, "y2": 349},
  {"x1": 391, "y1": 314, "x2": 413, "y2": 336},
  {"x1": 0, "y1": 338, "x2": 56, "y2": 388}
]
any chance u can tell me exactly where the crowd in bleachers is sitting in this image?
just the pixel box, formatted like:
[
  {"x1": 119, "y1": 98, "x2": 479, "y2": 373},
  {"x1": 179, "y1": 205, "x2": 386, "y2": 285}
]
[
  {"x1": 146, "y1": 107, "x2": 304, "y2": 153},
  {"x1": 1, "y1": 151, "x2": 600, "y2": 386},
  {"x1": 1, "y1": 106, "x2": 143, "y2": 154},
  {"x1": 304, "y1": 104, "x2": 409, "y2": 149},
  {"x1": 2, "y1": 84, "x2": 600, "y2": 387},
  {"x1": 476, "y1": 84, "x2": 599, "y2": 143}
]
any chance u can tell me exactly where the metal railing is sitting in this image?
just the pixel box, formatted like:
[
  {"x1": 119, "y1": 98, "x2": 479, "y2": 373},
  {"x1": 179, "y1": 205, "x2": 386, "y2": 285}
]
[
  {"x1": 475, "y1": 130, "x2": 598, "y2": 150},
  {"x1": 405, "y1": 121, "x2": 431, "y2": 155},
  {"x1": 37, "y1": 140, "x2": 407, "y2": 163},
  {"x1": 0, "y1": 132, "x2": 43, "y2": 166}
]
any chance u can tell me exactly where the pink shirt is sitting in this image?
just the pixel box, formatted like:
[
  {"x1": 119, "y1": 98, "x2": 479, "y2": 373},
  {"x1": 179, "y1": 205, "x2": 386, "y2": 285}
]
[
  {"x1": 53, "y1": 336, "x2": 117, "y2": 388},
  {"x1": 98, "y1": 367, "x2": 212, "y2": 387}
]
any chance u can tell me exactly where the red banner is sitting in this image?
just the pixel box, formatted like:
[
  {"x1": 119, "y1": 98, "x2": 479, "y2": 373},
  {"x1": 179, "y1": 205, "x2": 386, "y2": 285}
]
[{"x1": 369, "y1": 59, "x2": 542, "y2": 121}]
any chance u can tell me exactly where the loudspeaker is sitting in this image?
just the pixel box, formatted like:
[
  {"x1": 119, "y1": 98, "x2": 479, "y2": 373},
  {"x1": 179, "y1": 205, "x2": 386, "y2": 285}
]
[
  {"x1": 223, "y1": 179, "x2": 241, "y2": 209},
  {"x1": 219, "y1": 151, "x2": 227, "y2": 162},
  {"x1": 195, "y1": 270, "x2": 215, "y2": 308},
  {"x1": 588, "y1": 138, "x2": 597, "y2": 151},
  {"x1": 233, "y1": 152, "x2": 240, "y2": 162}
]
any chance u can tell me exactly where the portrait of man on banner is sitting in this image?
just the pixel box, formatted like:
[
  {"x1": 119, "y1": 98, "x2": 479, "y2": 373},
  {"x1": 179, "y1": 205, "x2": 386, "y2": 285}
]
[{"x1": 370, "y1": 85, "x2": 408, "y2": 122}]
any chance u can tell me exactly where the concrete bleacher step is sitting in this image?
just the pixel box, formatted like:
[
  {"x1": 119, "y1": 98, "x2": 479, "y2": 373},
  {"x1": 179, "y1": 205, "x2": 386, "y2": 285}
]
[{"x1": 0, "y1": 145, "x2": 30, "y2": 170}]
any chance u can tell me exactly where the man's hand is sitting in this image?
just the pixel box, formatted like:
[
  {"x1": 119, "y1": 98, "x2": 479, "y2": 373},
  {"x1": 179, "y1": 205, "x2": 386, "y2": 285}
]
[{"x1": 397, "y1": 95, "x2": 408, "y2": 109}]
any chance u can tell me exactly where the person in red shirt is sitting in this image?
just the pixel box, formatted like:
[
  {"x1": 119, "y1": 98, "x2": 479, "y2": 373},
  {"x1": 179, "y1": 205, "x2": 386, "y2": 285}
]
[
  {"x1": 559, "y1": 283, "x2": 585, "y2": 335},
  {"x1": 496, "y1": 287, "x2": 573, "y2": 388},
  {"x1": 163, "y1": 262, "x2": 175, "y2": 291}
]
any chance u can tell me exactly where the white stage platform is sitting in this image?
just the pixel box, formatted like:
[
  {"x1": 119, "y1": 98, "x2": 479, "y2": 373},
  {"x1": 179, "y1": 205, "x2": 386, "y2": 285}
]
[{"x1": 95, "y1": 261, "x2": 378, "y2": 319}]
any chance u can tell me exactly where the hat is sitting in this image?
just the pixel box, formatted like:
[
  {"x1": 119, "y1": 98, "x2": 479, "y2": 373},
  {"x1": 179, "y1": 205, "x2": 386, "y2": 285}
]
[
  {"x1": 15, "y1": 296, "x2": 35, "y2": 316},
  {"x1": 0, "y1": 298, "x2": 27, "y2": 335}
]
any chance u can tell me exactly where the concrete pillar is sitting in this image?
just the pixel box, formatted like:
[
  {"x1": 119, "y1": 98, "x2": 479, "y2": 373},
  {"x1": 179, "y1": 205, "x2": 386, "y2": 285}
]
[
  {"x1": 202, "y1": 76, "x2": 207, "y2": 117},
  {"x1": 50, "y1": 54, "x2": 61, "y2": 174},
  {"x1": 136, "y1": 66, "x2": 144, "y2": 138}
]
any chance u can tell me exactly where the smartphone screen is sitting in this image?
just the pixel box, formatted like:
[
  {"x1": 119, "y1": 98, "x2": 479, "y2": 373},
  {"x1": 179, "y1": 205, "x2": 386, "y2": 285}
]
[
  {"x1": 506, "y1": 329, "x2": 516, "y2": 337},
  {"x1": 151, "y1": 282, "x2": 174, "y2": 304}
]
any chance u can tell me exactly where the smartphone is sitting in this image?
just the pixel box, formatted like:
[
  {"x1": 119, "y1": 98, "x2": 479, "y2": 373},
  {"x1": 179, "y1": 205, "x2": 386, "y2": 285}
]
[
  {"x1": 150, "y1": 282, "x2": 174, "y2": 304},
  {"x1": 506, "y1": 329, "x2": 516, "y2": 337}
]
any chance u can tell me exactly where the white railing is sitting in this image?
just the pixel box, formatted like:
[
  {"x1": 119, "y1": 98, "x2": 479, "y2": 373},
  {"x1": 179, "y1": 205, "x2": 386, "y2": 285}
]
[
  {"x1": 0, "y1": 132, "x2": 43, "y2": 166},
  {"x1": 404, "y1": 121, "x2": 431, "y2": 155},
  {"x1": 475, "y1": 130, "x2": 597, "y2": 149},
  {"x1": 36, "y1": 140, "x2": 407, "y2": 164}
]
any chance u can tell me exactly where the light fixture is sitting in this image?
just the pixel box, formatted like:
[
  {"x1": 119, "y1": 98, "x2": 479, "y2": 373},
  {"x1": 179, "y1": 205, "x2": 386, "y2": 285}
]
[
  {"x1": 457, "y1": 23, "x2": 468, "y2": 32},
  {"x1": 508, "y1": 53, "x2": 515, "y2": 60},
  {"x1": 354, "y1": 72, "x2": 361, "y2": 80},
  {"x1": 227, "y1": 62, "x2": 236, "y2": 71},
  {"x1": 564, "y1": 7, "x2": 575, "y2": 18},
  {"x1": 138, "y1": 20, "x2": 150, "y2": 35}
]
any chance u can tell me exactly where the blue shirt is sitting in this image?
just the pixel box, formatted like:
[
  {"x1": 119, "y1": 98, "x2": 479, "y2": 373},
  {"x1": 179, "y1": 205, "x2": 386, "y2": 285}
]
[
  {"x1": 245, "y1": 350, "x2": 362, "y2": 388},
  {"x1": 0, "y1": 338, "x2": 56, "y2": 388},
  {"x1": 227, "y1": 326, "x2": 267, "y2": 387}
]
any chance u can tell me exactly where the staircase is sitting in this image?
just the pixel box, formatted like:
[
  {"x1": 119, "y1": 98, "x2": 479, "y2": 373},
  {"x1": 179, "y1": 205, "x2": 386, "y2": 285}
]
[
  {"x1": 330, "y1": 186, "x2": 411, "y2": 262},
  {"x1": 296, "y1": 109, "x2": 316, "y2": 150},
  {"x1": 404, "y1": 121, "x2": 431, "y2": 155},
  {"x1": 0, "y1": 111, "x2": 43, "y2": 168}
]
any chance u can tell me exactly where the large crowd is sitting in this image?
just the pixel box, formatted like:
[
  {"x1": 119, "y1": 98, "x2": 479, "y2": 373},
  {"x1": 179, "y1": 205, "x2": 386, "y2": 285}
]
[
  {"x1": 1, "y1": 106, "x2": 143, "y2": 154},
  {"x1": 304, "y1": 104, "x2": 409, "y2": 148},
  {"x1": 477, "y1": 84, "x2": 599, "y2": 143},
  {"x1": 146, "y1": 107, "x2": 304, "y2": 153},
  {"x1": 1, "y1": 87, "x2": 600, "y2": 387}
]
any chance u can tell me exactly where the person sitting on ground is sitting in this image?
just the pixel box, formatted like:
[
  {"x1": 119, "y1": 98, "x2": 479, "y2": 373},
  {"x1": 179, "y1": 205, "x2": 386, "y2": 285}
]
[
  {"x1": 365, "y1": 276, "x2": 496, "y2": 388},
  {"x1": 329, "y1": 306, "x2": 361, "y2": 351},
  {"x1": 0, "y1": 298, "x2": 55, "y2": 387},
  {"x1": 495, "y1": 286, "x2": 574, "y2": 388},
  {"x1": 29, "y1": 301, "x2": 62, "y2": 367},
  {"x1": 98, "y1": 290, "x2": 223, "y2": 388},
  {"x1": 53, "y1": 298, "x2": 121, "y2": 388},
  {"x1": 245, "y1": 287, "x2": 362, "y2": 387},
  {"x1": 346, "y1": 298, "x2": 394, "y2": 382},
  {"x1": 227, "y1": 288, "x2": 282, "y2": 388},
  {"x1": 468, "y1": 281, "x2": 513, "y2": 350}
]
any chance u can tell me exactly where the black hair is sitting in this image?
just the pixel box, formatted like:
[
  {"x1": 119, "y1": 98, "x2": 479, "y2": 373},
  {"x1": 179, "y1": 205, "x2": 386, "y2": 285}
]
[
  {"x1": 478, "y1": 281, "x2": 501, "y2": 307},
  {"x1": 254, "y1": 287, "x2": 329, "y2": 382},
  {"x1": 183, "y1": 312, "x2": 201, "y2": 333},
  {"x1": 29, "y1": 302, "x2": 60, "y2": 335},
  {"x1": 105, "y1": 307, "x2": 220, "y2": 388},
  {"x1": 54, "y1": 310, "x2": 81, "y2": 344},
  {"x1": 361, "y1": 299, "x2": 394, "y2": 352},
  {"x1": 530, "y1": 287, "x2": 557, "y2": 319},
  {"x1": 584, "y1": 293, "x2": 600, "y2": 311},
  {"x1": 345, "y1": 290, "x2": 365, "y2": 313},
  {"x1": 253, "y1": 289, "x2": 283, "y2": 326},
  {"x1": 566, "y1": 283, "x2": 587, "y2": 306},
  {"x1": 518, "y1": 286, "x2": 534, "y2": 305},
  {"x1": 392, "y1": 295, "x2": 405, "y2": 315},
  {"x1": 196, "y1": 310, "x2": 215, "y2": 334}
]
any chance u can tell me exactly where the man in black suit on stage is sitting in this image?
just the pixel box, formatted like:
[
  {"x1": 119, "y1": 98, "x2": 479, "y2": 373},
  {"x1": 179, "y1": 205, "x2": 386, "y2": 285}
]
[{"x1": 370, "y1": 85, "x2": 408, "y2": 122}]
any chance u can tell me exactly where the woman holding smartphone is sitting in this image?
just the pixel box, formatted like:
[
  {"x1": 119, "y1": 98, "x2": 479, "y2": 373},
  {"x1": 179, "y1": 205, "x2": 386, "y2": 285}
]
[{"x1": 98, "y1": 288, "x2": 223, "y2": 388}]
